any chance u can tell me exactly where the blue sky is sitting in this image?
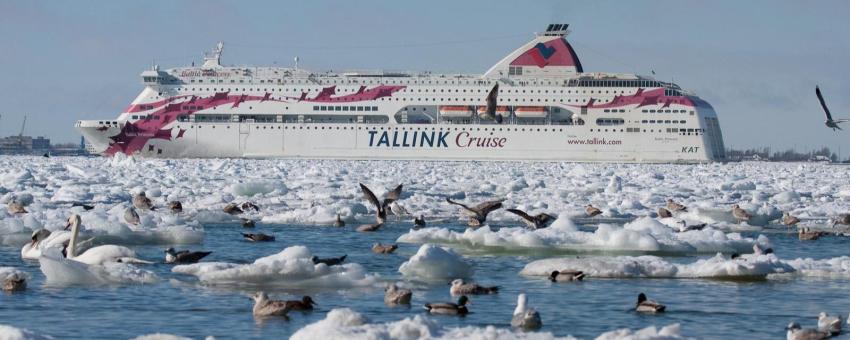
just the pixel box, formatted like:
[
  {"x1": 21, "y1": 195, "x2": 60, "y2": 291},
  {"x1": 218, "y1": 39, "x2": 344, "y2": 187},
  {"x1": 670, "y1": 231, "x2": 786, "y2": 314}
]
[{"x1": 1, "y1": 0, "x2": 849, "y2": 154}]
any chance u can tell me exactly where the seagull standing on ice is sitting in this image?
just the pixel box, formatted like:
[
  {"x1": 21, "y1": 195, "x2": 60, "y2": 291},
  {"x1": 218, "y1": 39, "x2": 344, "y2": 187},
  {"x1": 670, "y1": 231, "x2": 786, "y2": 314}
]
[
  {"x1": 389, "y1": 201, "x2": 409, "y2": 220},
  {"x1": 6, "y1": 201, "x2": 27, "y2": 214},
  {"x1": 445, "y1": 197, "x2": 505, "y2": 227},
  {"x1": 782, "y1": 212, "x2": 800, "y2": 226},
  {"x1": 132, "y1": 192, "x2": 155, "y2": 211},
  {"x1": 731, "y1": 204, "x2": 752, "y2": 223},
  {"x1": 666, "y1": 199, "x2": 688, "y2": 212},
  {"x1": 585, "y1": 204, "x2": 602, "y2": 217},
  {"x1": 124, "y1": 207, "x2": 140, "y2": 225}
]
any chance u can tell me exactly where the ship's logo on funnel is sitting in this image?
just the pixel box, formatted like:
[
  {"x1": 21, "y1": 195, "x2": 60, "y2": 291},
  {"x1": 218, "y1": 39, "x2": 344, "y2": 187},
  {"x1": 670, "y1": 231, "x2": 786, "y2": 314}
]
[{"x1": 530, "y1": 43, "x2": 557, "y2": 67}]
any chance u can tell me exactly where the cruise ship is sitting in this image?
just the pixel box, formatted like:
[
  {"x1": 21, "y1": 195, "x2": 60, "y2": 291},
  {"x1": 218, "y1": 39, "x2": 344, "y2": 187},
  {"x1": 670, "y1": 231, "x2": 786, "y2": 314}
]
[{"x1": 76, "y1": 24, "x2": 726, "y2": 162}]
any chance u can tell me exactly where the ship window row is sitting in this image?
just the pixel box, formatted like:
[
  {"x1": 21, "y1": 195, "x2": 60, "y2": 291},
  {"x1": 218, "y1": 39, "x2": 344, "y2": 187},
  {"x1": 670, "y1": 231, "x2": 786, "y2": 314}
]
[
  {"x1": 313, "y1": 105, "x2": 379, "y2": 112},
  {"x1": 640, "y1": 109, "x2": 693, "y2": 114},
  {"x1": 603, "y1": 109, "x2": 627, "y2": 113},
  {"x1": 572, "y1": 79, "x2": 662, "y2": 88},
  {"x1": 596, "y1": 118, "x2": 625, "y2": 125},
  {"x1": 641, "y1": 119, "x2": 686, "y2": 124}
]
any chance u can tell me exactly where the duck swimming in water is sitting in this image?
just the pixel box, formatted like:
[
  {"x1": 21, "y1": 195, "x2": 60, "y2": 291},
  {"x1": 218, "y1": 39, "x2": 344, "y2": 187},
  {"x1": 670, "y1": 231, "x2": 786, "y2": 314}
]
[
  {"x1": 424, "y1": 295, "x2": 469, "y2": 315},
  {"x1": 635, "y1": 293, "x2": 665, "y2": 313}
]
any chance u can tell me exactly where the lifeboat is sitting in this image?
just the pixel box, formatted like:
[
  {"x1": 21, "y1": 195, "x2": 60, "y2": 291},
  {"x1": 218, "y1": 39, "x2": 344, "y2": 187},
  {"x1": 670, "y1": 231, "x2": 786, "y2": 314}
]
[
  {"x1": 439, "y1": 106, "x2": 473, "y2": 118},
  {"x1": 476, "y1": 106, "x2": 511, "y2": 118},
  {"x1": 515, "y1": 106, "x2": 548, "y2": 118}
]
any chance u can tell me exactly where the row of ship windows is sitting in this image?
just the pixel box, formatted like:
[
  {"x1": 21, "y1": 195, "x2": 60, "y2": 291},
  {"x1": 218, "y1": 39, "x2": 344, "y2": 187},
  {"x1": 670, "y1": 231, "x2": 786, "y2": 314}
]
[
  {"x1": 603, "y1": 108, "x2": 693, "y2": 114},
  {"x1": 312, "y1": 105, "x2": 379, "y2": 112},
  {"x1": 170, "y1": 124, "x2": 704, "y2": 135},
  {"x1": 171, "y1": 86, "x2": 661, "y2": 96},
  {"x1": 182, "y1": 77, "x2": 621, "y2": 87},
  {"x1": 591, "y1": 127, "x2": 704, "y2": 135}
]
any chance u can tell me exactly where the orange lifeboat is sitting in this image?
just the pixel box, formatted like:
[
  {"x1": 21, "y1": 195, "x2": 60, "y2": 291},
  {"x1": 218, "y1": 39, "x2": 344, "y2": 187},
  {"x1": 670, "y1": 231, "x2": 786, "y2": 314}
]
[
  {"x1": 439, "y1": 106, "x2": 473, "y2": 118},
  {"x1": 515, "y1": 106, "x2": 548, "y2": 118},
  {"x1": 476, "y1": 106, "x2": 511, "y2": 117}
]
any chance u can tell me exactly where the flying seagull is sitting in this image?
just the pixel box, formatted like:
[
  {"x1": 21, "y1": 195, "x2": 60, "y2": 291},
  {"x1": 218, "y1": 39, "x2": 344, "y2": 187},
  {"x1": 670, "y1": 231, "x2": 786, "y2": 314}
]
[{"x1": 816, "y1": 86, "x2": 848, "y2": 131}]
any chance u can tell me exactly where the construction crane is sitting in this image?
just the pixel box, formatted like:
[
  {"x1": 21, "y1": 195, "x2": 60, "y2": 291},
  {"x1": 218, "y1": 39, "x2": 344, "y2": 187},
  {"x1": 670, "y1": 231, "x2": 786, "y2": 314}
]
[{"x1": 18, "y1": 115, "x2": 27, "y2": 147}]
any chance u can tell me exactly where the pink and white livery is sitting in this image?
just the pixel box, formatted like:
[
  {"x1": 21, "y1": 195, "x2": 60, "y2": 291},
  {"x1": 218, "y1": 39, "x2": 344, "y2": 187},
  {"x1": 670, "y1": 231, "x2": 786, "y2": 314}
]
[{"x1": 76, "y1": 24, "x2": 725, "y2": 162}]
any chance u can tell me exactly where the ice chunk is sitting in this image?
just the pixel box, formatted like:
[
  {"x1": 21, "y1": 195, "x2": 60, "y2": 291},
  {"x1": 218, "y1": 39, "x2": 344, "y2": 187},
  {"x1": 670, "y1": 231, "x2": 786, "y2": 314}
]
[
  {"x1": 595, "y1": 324, "x2": 687, "y2": 340},
  {"x1": 398, "y1": 244, "x2": 472, "y2": 282},
  {"x1": 0, "y1": 324, "x2": 55, "y2": 340}
]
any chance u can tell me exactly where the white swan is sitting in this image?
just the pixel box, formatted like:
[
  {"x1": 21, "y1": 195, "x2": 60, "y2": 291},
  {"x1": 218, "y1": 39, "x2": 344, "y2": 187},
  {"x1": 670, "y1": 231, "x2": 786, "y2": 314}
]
[
  {"x1": 62, "y1": 214, "x2": 150, "y2": 265},
  {"x1": 20, "y1": 218, "x2": 86, "y2": 260}
]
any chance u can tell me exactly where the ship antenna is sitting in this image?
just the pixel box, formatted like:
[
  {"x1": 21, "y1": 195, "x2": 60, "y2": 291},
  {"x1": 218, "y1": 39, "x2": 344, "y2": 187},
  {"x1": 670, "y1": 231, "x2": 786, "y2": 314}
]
[{"x1": 294, "y1": 56, "x2": 299, "y2": 70}]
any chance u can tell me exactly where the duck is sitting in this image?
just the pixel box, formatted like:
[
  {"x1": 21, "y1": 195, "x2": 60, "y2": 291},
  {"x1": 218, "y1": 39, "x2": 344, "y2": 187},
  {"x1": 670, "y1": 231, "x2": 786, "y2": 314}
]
[
  {"x1": 676, "y1": 220, "x2": 707, "y2": 232},
  {"x1": 132, "y1": 192, "x2": 155, "y2": 211},
  {"x1": 241, "y1": 202, "x2": 260, "y2": 212},
  {"x1": 251, "y1": 292, "x2": 291, "y2": 317},
  {"x1": 666, "y1": 199, "x2": 687, "y2": 212},
  {"x1": 511, "y1": 293, "x2": 542, "y2": 330},
  {"x1": 372, "y1": 243, "x2": 398, "y2": 254},
  {"x1": 424, "y1": 295, "x2": 469, "y2": 315},
  {"x1": 384, "y1": 283, "x2": 412, "y2": 305},
  {"x1": 62, "y1": 214, "x2": 151, "y2": 265},
  {"x1": 413, "y1": 215, "x2": 426, "y2": 229},
  {"x1": 223, "y1": 203, "x2": 243, "y2": 215},
  {"x1": 311, "y1": 255, "x2": 346, "y2": 266},
  {"x1": 241, "y1": 219, "x2": 255, "y2": 228},
  {"x1": 164, "y1": 248, "x2": 212, "y2": 264},
  {"x1": 359, "y1": 183, "x2": 403, "y2": 226},
  {"x1": 731, "y1": 204, "x2": 752, "y2": 223},
  {"x1": 817, "y1": 312, "x2": 841, "y2": 336},
  {"x1": 786, "y1": 322, "x2": 829, "y2": 340},
  {"x1": 657, "y1": 207, "x2": 673, "y2": 218},
  {"x1": 168, "y1": 201, "x2": 183, "y2": 214},
  {"x1": 124, "y1": 207, "x2": 140, "y2": 225},
  {"x1": 242, "y1": 233, "x2": 275, "y2": 242},
  {"x1": 799, "y1": 227, "x2": 824, "y2": 241},
  {"x1": 445, "y1": 197, "x2": 504, "y2": 227},
  {"x1": 782, "y1": 212, "x2": 800, "y2": 226},
  {"x1": 585, "y1": 204, "x2": 602, "y2": 217},
  {"x1": 549, "y1": 270, "x2": 585, "y2": 282},
  {"x1": 635, "y1": 293, "x2": 665, "y2": 313},
  {"x1": 3, "y1": 273, "x2": 26, "y2": 292},
  {"x1": 506, "y1": 208, "x2": 555, "y2": 229},
  {"x1": 832, "y1": 214, "x2": 850, "y2": 227},
  {"x1": 450, "y1": 279, "x2": 498, "y2": 295},
  {"x1": 6, "y1": 201, "x2": 27, "y2": 214},
  {"x1": 333, "y1": 214, "x2": 345, "y2": 227},
  {"x1": 285, "y1": 296, "x2": 317, "y2": 311}
]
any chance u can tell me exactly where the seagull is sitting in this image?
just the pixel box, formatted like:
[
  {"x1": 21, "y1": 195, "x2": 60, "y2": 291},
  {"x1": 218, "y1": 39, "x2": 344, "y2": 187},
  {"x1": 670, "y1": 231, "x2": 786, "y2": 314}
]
[
  {"x1": 549, "y1": 270, "x2": 585, "y2": 282},
  {"x1": 786, "y1": 322, "x2": 829, "y2": 340},
  {"x1": 731, "y1": 204, "x2": 752, "y2": 223},
  {"x1": 424, "y1": 295, "x2": 469, "y2": 315},
  {"x1": 311, "y1": 254, "x2": 346, "y2": 266},
  {"x1": 223, "y1": 203, "x2": 243, "y2": 215},
  {"x1": 832, "y1": 214, "x2": 850, "y2": 227},
  {"x1": 359, "y1": 183, "x2": 403, "y2": 228},
  {"x1": 657, "y1": 207, "x2": 673, "y2": 218},
  {"x1": 124, "y1": 207, "x2": 140, "y2": 225},
  {"x1": 585, "y1": 204, "x2": 602, "y2": 217},
  {"x1": 506, "y1": 208, "x2": 555, "y2": 229},
  {"x1": 372, "y1": 243, "x2": 398, "y2": 254},
  {"x1": 251, "y1": 292, "x2": 292, "y2": 317},
  {"x1": 2, "y1": 273, "x2": 26, "y2": 292},
  {"x1": 782, "y1": 212, "x2": 800, "y2": 226},
  {"x1": 677, "y1": 220, "x2": 707, "y2": 232},
  {"x1": 164, "y1": 248, "x2": 212, "y2": 264},
  {"x1": 413, "y1": 215, "x2": 426, "y2": 229},
  {"x1": 242, "y1": 233, "x2": 275, "y2": 242},
  {"x1": 816, "y1": 86, "x2": 849, "y2": 131},
  {"x1": 132, "y1": 192, "x2": 155, "y2": 211},
  {"x1": 450, "y1": 279, "x2": 499, "y2": 295},
  {"x1": 384, "y1": 283, "x2": 412, "y2": 305},
  {"x1": 666, "y1": 199, "x2": 687, "y2": 212},
  {"x1": 817, "y1": 312, "x2": 841, "y2": 336},
  {"x1": 445, "y1": 197, "x2": 504, "y2": 227},
  {"x1": 6, "y1": 201, "x2": 27, "y2": 214},
  {"x1": 511, "y1": 293, "x2": 542, "y2": 330},
  {"x1": 168, "y1": 201, "x2": 183, "y2": 214},
  {"x1": 389, "y1": 201, "x2": 409, "y2": 219},
  {"x1": 333, "y1": 214, "x2": 345, "y2": 227},
  {"x1": 478, "y1": 83, "x2": 503, "y2": 124},
  {"x1": 635, "y1": 293, "x2": 665, "y2": 313},
  {"x1": 285, "y1": 296, "x2": 317, "y2": 311},
  {"x1": 753, "y1": 243, "x2": 774, "y2": 255}
]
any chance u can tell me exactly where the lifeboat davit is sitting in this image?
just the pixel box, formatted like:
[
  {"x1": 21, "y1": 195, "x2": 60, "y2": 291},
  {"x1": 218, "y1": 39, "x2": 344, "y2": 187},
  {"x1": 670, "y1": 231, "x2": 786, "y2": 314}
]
[
  {"x1": 515, "y1": 106, "x2": 548, "y2": 118},
  {"x1": 439, "y1": 106, "x2": 473, "y2": 118},
  {"x1": 476, "y1": 106, "x2": 511, "y2": 119}
]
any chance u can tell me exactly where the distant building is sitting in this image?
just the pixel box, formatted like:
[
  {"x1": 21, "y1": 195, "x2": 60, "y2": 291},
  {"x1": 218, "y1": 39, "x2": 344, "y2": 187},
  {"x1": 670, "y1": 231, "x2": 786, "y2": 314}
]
[{"x1": 0, "y1": 135, "x2": 51, "y2": 155}]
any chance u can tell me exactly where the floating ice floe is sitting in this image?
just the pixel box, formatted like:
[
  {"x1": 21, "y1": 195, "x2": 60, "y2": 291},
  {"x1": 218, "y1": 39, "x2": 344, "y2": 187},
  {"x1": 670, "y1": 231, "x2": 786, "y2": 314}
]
[
  {"x1": 0, "y1": 325, "x2": 55, "y2": 340},
  {"x1": 398, "y1": 216, "x2": 765, "y2": 255},
  {"x1": 172, "y1": 245, "x2": 378, "y2": 287},
  {"x1": 594, "y1": 323, "x2": 690, "y2": 340},
  {"x1": 290, "y1": 308, "x2": 575, "y2": 340},
  {"x1": 132, "y1": 334, "x2": 194, "y2": 340},
  {"x1": 521, "y1": 253, "x2": 794, "y2": 280},
  {"x1": 398, "y1": 244, "x2": 472, "y2": 282}
]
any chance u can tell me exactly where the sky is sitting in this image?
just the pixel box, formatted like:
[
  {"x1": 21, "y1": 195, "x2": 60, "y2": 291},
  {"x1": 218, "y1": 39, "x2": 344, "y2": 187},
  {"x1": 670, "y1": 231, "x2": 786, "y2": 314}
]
[{"x1": 0, "y1": 0, "x2": 849, "y2": 154}]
